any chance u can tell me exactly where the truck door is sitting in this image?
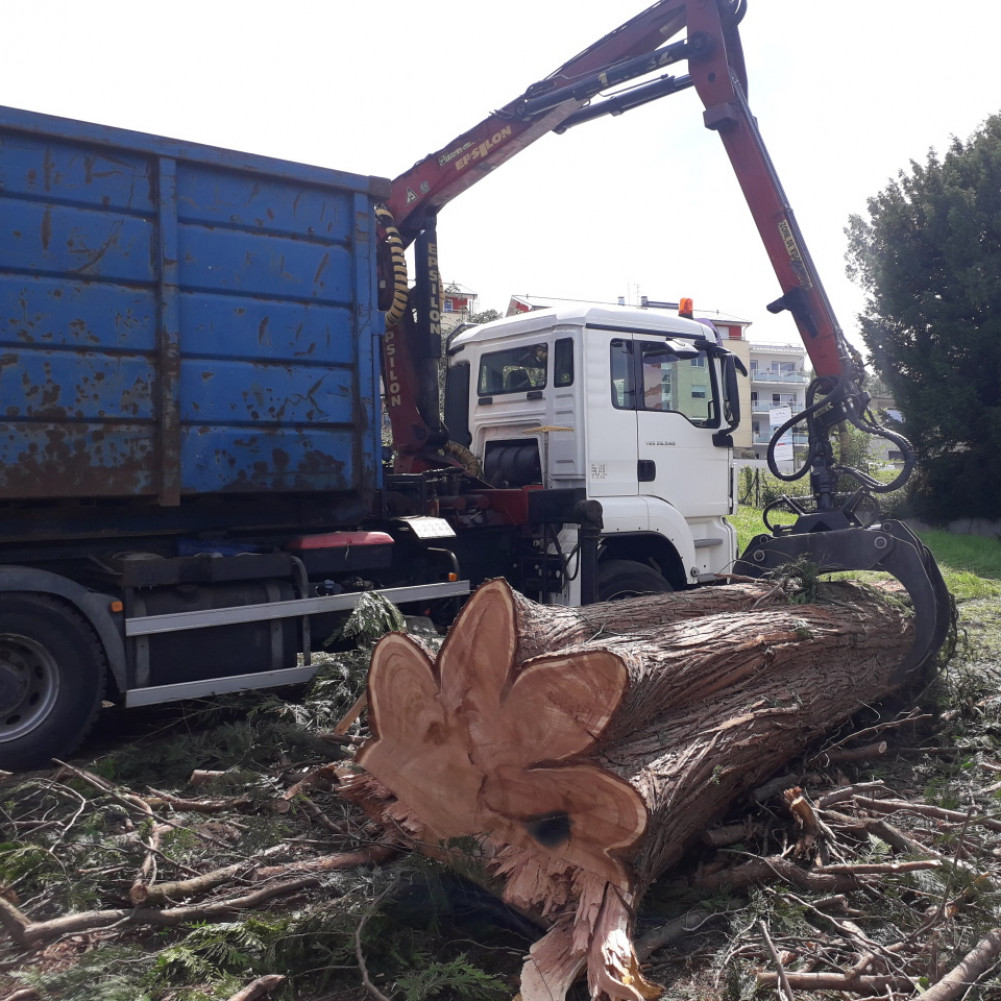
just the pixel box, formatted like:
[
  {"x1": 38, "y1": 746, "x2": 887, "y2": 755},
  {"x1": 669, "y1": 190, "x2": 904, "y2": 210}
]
[{"x1": 633, "y1": 338, "x2": 730, "y2": 518}]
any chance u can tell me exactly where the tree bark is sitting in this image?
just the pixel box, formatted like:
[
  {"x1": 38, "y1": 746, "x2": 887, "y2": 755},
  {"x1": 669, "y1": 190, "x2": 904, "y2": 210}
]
[{"x1": 338, "y1": 577, "x2": 916, "y2": 1001}]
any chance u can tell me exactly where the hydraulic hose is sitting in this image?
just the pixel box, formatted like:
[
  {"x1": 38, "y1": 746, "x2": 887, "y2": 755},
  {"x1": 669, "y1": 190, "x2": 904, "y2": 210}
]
[
  {"x1": 720, "y1": 0, "x2": 748, "y2": 25},
  {"x1": 375, "y1": 204, "x2": 409, "y2": 329},
  {"x1": 767, "y1": 376, "x2": 917, "y2": 495}
]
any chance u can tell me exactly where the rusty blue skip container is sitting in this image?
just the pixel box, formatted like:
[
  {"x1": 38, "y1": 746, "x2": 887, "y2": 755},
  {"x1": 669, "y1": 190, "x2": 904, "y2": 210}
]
[{"x1": 0, "y1": 105, "x2": 389, "y2": 530}]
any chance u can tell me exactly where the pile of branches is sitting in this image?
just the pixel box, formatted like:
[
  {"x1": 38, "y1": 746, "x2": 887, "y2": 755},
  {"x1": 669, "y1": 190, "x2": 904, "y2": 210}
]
[
  {"x1": 0, "y1": 598, "x2": 1000, "y2": 1001},
  {"x1": 0, "y1": 755, "x2": 404, "y2": 1001},
  {"x1": 655, "y1": 767, "x2": 1001, "y2": 1000}
]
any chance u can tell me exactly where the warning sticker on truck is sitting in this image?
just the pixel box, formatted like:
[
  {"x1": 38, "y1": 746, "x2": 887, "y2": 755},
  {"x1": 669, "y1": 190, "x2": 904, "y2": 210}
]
[{"x1": 778, "y1": 218, "x2": 814, "y2": 289}]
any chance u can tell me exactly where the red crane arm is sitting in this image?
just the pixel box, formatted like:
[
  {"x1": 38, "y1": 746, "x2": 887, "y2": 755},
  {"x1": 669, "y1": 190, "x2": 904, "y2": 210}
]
[
  {"x1": 378, "y1": 2, "x2": 948, "y2": 677},
  {"x1": 383, "y1": 0, "x2": 857, "y2": 469},
  {"x1": 684, "y1": 1, "x2": 852, "y2": 380},
  {"x1": 384, "y1": 1, "x2": 695, "y2": 468},
  {"x1": 387, "y1": 2, "x2": 690, "y2": 243}
]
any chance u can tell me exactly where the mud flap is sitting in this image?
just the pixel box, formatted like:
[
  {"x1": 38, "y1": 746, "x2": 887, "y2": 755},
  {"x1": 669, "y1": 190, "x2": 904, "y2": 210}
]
[{"x1": 734, "y1": 520, "x2": 953, "y2": 685}]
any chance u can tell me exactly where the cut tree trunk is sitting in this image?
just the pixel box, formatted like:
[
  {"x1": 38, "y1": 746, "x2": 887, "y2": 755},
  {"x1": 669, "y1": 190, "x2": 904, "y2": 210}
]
[{"x1": 338, "y1": 577, "x2": 917, "y2": 1001}]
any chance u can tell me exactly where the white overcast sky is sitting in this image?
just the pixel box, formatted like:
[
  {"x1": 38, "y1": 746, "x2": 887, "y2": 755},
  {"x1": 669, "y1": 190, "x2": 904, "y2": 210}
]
[{"x1": 4, "y1": 1, "x2": 999, "y2": 353}]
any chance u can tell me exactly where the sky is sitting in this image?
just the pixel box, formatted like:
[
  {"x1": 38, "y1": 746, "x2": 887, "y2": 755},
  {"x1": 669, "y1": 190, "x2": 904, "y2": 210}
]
[{"x1": 4, "y1": 1, "x2": 1000, "y2": 353}]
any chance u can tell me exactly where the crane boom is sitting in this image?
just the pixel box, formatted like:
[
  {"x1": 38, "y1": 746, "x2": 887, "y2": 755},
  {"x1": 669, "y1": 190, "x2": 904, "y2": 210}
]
[
  {"x1": 379, "y1": 0, "x2": 952, "y2": 677},
  {"x1": 382, "y1": 0, "x2": 859, "y2": 471},
  {"x1": 387, "y1": 3, "x2": 691, "y2": 244},
  {"x1": 383, "y1": 1, "x2": 698, "y2": 469},
  {"x1": 683, "y1": 1, "x2": 850, "y2": 380}
]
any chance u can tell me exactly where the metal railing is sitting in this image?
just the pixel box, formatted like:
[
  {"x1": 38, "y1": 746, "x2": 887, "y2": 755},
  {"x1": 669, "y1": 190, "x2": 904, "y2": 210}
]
[
  {"x1": 753, "y1": 432, "x2": 807, "y2": 445},
  {"x1": 750, "y1": 342, "x2": 805, "y2": 353},
  {"x1": 751, "y1": 403, "x2": 803, "y2": 415},
  {"x1": 750, "y1": 371, "x2": 809, "y2": 384}
]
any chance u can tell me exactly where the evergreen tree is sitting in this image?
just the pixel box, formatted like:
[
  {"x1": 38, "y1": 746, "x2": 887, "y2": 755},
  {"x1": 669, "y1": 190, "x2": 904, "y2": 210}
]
[
  {"x1": 467, "y1": 308, "x2": 502, "y2": 325},
  {"x1": 846, "y1": 114, "x2": 1001, "y2": 521}
]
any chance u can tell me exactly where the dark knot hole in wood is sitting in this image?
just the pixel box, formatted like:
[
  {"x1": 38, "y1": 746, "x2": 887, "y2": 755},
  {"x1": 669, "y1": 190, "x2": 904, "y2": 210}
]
[{"x1": 524, "y1": 811, "x2": 572, "y2": 848}]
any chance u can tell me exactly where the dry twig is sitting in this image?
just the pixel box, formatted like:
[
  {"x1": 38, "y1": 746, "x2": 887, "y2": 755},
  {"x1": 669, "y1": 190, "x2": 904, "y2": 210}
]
[
  {"x1": 920, "y1": 928, "x2": 1001, "y2": 1001},
  {"x1": 759, "y1": 919, "x2": 795, "y2": 1001},
  {"x1": 224, "y1": 974, "x2": 286, "y2": 1001},
  {"x1": 354, "y1": 883, "x2": 395, "y2": 1001},
  {"x1": 0, "y1": 878, "x2": 320, "y2": 948}
]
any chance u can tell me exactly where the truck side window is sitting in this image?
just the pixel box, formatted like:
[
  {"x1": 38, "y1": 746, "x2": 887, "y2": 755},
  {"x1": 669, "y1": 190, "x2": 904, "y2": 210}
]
[
  {"x1": 638, "y1": 341, "x2": 714, "y2": 424},
  {"x1": 609, "y1": 339, "x2": 635, "y2": 409},
  {"x1": 554, "y1": 337, "x2": 574, "y2": 386},
  {"x1": 478, "y1": 343, "x2": 548, "y2": 395}
]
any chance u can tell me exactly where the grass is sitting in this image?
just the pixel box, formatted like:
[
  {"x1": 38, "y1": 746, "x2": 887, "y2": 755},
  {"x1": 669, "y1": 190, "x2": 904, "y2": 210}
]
[
  {"x1": 916, "y1": 529, "x2": 1001, "y2": 600},
  {"x1": 730, "y1": 502, "x2": 780, "y2": 551}
]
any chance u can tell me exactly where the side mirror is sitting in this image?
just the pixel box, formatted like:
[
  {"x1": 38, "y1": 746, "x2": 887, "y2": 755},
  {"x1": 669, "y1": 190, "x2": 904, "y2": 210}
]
[
  {"x1": 443, "y1": 360, "x2": 472, "y2": 446},
  {"x1": 722, "y1": 356, "x2": 744, "y2": 431}
]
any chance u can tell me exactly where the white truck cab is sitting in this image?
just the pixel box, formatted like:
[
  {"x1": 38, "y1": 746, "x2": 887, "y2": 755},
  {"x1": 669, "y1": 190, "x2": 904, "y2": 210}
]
[{"x1": 445, "y1": 304, "x2": 740, "y2": 603}]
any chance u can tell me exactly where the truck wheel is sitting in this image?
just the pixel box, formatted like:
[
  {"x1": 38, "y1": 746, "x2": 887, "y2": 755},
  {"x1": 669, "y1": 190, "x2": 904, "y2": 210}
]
[
  {"x1": 0, "y1": 595, "x2": 107, "y2": 771},
  {"x1": 597, "y1": 560, "x2": 673, "y2": 602}
]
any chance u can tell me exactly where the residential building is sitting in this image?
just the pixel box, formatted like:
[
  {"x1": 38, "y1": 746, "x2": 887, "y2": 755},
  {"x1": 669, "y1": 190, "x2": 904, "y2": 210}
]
[
  {"x1": 863, "y1": 382, "x2": 906, "y2": 465},
  {"x1": 748, "y1": 341, "x2": 809, "y2": 460},
  {"x1": 713, "y1": 317, "x2": 751, "y2": 450},
  {"x1": 745, "y1": 345, "x2": 909, "y2": 468},
  {"x1": 441, "y1": 283, "x2": 478, "y2": 336}
]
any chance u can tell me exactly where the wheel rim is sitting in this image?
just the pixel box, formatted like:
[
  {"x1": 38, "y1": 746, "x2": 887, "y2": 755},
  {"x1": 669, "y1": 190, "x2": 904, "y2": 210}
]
[{"x1": 0, "y1": 633, "x2": 61, "y2": 742}]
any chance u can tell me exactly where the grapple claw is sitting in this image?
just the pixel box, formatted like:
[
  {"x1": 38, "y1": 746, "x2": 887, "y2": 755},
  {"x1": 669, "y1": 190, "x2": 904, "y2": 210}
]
[{"x1": 735, "y1": 520, "x2": 954, "y2": 685}]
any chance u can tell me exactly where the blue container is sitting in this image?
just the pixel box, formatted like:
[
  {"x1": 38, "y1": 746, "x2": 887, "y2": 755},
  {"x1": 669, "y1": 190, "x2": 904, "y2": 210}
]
[{"x1": 0, "y1": 106, "x2": 388, "y2": 506}]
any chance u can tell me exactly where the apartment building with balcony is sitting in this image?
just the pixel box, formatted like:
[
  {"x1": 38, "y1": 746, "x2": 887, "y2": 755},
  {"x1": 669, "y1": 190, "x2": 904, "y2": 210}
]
[{"x1": 749, "y1": 341, "x2": 809, "y2": 460}]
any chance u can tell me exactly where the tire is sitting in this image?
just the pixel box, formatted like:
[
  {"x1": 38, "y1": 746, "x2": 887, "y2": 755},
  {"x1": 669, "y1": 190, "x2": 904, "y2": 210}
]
[
  {"x1": 597, "y1": 559, "x2": 673, "y2": 602},
  {"x1": 0, "y1": 594, "x2": 107, "y2": 771}
]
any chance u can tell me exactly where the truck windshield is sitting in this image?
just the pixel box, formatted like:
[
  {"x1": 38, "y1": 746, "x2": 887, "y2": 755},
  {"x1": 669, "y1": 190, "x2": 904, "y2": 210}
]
[{"x1": 478, "y1": 343, "x2": 548, "y2": 395}]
